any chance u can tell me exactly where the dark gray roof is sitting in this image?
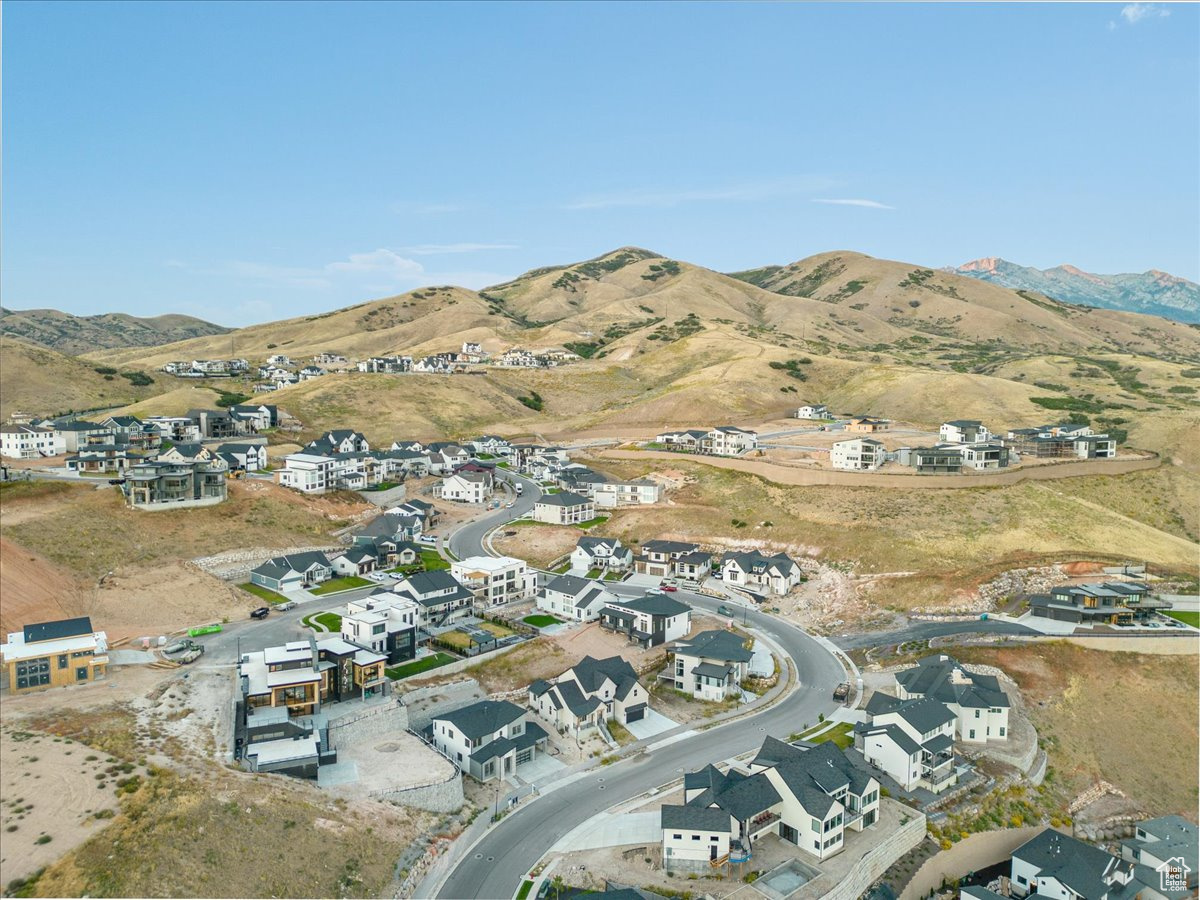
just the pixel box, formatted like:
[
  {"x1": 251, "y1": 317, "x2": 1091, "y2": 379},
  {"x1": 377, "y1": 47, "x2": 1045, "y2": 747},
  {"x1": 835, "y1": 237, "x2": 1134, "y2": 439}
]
[
  {"x1": 611, "y1": 595, "x2": 691, "y2": 617},
  {"x1": 23, "y1": 617, "x2": 94, "y2": 643},
  {"x1": 865, "y1": 692, "x2": 903, "y2": 716},
  {"x1": 750, "y1": 735, "x2": 806, "y2": 769},
  {"x1": 661, "y1": 804, "x2": 732, "y2": 833},
  {"x1": 546, "y1": 574, "x2": 593, "y2": 596},
  {"x1": 945, "y1": 419, "x2": 983, "y2": 428},
  {"x1": 400, "y1": 570, "x2": 463, "y2": 595},
  {"x1": 577, "y1": 536, "x2": 620, "y2": 552},
  {"x1": 570, "y1": 655, "x2": 640, "y2": 694},
  {"x1": 924, "y1": 733, "x2": 954, "y2": 754},
  {"x1": 721, "y1": 550, "x2": 798, "y2": 578},
  {"x1": 641, "y1": 540, "x2": 698, "y2": 555},
  {"x1": 708, "y1": 772, "x2": 780, "y2": 821},
  {"x1": 674, "y1": 630, "x2": 754, "y2": 664},
  {"x1": 896, "y1": 655, "x2": 1009, "y2": 710},
  {"x1": 537, "y1": 490, "x2": 591, "y2": 507},
  {"x1": 692, "y1": 662, "x2": 734, "y2": 680},
  {"x1": 884, "y1": 697, "x2": 957, "y2": 734},
  {"x1": 1013, "y1": 828, "x2": 1118, "y2": 900},
  {"x1": 435, "y1": 699, "x2": 524, "y2": 740}
]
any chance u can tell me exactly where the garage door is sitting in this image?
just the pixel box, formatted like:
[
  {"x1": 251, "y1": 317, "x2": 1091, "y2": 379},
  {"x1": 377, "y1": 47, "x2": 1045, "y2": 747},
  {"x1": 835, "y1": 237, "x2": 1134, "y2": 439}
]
[
  {"x1": 625, "y1": 704, "x2": 646, "y2": 723},
  {"x1": 516, "y1": 748, "x2": 533, "y2": 765}
]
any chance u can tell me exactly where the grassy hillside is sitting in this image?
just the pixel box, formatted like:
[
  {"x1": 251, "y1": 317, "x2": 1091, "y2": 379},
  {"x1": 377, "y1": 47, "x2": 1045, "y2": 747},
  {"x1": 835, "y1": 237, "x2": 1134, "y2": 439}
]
[
  {"x1": 0, "y1": 307, "x2": 229, "y2": 356},
  {"x1": 0, "y1": 337, "x2": 172, "y2": 420}
]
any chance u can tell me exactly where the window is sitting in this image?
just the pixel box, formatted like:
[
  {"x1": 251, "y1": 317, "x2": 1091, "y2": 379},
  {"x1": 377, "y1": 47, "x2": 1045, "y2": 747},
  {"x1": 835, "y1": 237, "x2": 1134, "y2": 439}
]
[
  {"x1": 691, "y1": 835, "x2": 700, "y2": 841},
  {"x1": 969, "y1": 729, "x2": 975, "y2": 740},
  {"x1": 814, "y1": 840, "x2": 820, "y2": 850},
  {"x1": 1017, "y1": 875, "x2": 1027, "y2": 886},
  {"x1": 1000, "y1": 727, "x2": 1006, "y2": 737},
  {"x1": 811, "y1": 818, "x2": 820, "y2": 832},
  {"x1": 673, "y1": 834, "x2": 681, "y2": 840},
  {"x1": 76, "y1": 667, "x2": 88, "y2": 681},
  {"x1": 58, "y1": 654, "x2": 69, "y2": 669},
  {"x1": 974, "y1": 709, "x2": 980, "y2": 718}
]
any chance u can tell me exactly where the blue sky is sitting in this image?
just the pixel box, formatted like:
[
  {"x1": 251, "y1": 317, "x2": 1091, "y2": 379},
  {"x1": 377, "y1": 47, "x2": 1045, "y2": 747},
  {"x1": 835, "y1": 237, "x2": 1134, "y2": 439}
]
[{"x1": 4, "y1": 1, "x2": 1197, "y2": 326}]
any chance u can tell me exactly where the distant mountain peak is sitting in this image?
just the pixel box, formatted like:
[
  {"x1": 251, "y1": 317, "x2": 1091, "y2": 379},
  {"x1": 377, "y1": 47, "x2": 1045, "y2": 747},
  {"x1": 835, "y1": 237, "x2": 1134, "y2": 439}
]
[{"x1": 949, "y1": 257, "x2": 1199, "y2": 324}]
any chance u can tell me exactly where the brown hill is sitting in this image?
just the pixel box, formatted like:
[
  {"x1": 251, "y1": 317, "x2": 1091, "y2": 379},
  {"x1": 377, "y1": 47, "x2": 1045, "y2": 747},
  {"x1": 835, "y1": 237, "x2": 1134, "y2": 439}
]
[{"x1": 0, "y1": 307, "x2": 229, "y2": 356}]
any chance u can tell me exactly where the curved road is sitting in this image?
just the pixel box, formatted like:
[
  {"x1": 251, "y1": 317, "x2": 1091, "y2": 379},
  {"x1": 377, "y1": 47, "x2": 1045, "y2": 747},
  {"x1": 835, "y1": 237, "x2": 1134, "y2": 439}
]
[
  {"x1": 435, "y1": 589, "x2": 845, "y2": 899},
  {"x1": 447, "y1": 471, "x2": 542, "y2": 560}
]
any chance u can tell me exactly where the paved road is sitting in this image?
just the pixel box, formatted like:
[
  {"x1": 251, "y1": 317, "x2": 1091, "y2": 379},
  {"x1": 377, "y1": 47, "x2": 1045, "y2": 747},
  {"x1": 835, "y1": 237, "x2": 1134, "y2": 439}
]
[
  {"x1": 832, "y1": 620, "x2": 1039, "y2": 651},
  {"x1": 435, "y1": 589, "x2": 845, "y2": 900},
  {"x1": 447, "y1": 472, "x2": 541, "y2": 560}
]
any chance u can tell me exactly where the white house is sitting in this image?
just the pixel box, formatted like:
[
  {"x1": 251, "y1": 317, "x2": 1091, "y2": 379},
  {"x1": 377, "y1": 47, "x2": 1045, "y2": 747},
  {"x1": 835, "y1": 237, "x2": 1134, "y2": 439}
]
[
  {"x1": 1120, "y1": 816, "x2": 1198, "y2": 889},
  {"x1": 341, "y1": 593, "x2": 418, "y2": 665},
  {"x1": 635, "y1": 539, "x2": 702, "y2": 577},
  {"x1": 392, "y1": 570, "x2": 475, "y2": 628},
  {"x1": 249, "y1": 552, "x2": 334, "y2": 592},
  {"x1": 438, "y1": 471, "x2": 492, "y2": 504},
  {"x1": 704, "y1": 426, "x2": 758, "y2": 456},
  {"x1": 328, "y1": 547, "x2": 378, "y2": 577},
  {"x1": 599, "y1": 595, "x2": 690, "y2": 647},
  {"x1": 429, "y1": 699, "x2": 549, "y2": 782},
  {"x1": 306, "y1": 430, "x2": 369, "y2": 455},
  {"x1": 450, "y1": 556, "x2": 534, "y2": 608},
  {"x1": 592, "y1": 479, "x2": 661, "y2": 508},
  {"x1": 532, "y1": 491, "x2": 595, "y2": 525},
  {"x1": 537, "y1": 574, "x2": 616, "y2": 621},
  {"x1": 720, "y1": 551, "x2": 804, "y2": 596},
  {"x1": 1009, "y1": 828, "x2": 1154, "y2": 900},
  {"x1": 830, "y1": 438, "x2": 885, "y2": 471},
  {"x1": 216, "y1": 442, "x2": 268, "y2": 472},
  {"x1": 0, "y1": 425, "x2": 64, "y2": 459},
  {"x1": 856, "y1": 695, "x2": 958, "y2": 793},
  {"x1": 529, "y1": 655, "x2": 649, "y2": 731},
  {"x1": 668, "y1": 630, "x2": 755, "y2": 701},
  {"x1": 276, "y1": 453, "x2": 337, "y2": 494},
  {"x1": 661, "y1": 736, "x2": 881, "y2": 872},
  {"x1": 939, "y1": 420, "x2": 990, "y2": 444},
  {"x1": 894, "y1": 654, "x2": 1010, "y2": 743},
  {"x1": 570, "y1": 536, "x2": 633, "y2": 573},
  {"x1": 795, "y1": 404, "x2": 829, "y2": 420}
]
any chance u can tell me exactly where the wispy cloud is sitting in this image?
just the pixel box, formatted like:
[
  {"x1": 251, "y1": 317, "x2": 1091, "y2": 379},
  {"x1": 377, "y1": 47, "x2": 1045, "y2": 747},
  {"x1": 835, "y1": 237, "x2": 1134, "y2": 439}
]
[
  {"x1": 812, "y1": 198, "x2": 895, "y2": 210},
  {"x1": 565, "y1": 176, "x2": 836, "y2": 210},
  {"x1": 1116, "y1": 3, "x2": 1169, "y2": 24},
  {"x1": 399, "y1": 242, "x2": 520, "y2": 255},
  {"x1": 324, "y1": 248, "x2": 423, "y2": 279}
]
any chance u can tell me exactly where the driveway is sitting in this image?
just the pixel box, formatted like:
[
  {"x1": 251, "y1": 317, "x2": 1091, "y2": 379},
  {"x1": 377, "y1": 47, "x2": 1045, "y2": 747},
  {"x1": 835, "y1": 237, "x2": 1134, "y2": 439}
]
[
  {"x1": 515, "y1": 754, "x2": 567, "y2": 784},
  {"x1": 623, "y1": 709, "x2": 681, "y2": 741}
]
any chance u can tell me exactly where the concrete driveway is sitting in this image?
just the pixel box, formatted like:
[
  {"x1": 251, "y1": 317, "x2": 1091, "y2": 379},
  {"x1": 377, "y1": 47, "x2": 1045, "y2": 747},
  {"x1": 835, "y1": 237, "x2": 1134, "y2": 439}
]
[{"x1": 623, "y1": 709, "x2": 680, "y2": 741}]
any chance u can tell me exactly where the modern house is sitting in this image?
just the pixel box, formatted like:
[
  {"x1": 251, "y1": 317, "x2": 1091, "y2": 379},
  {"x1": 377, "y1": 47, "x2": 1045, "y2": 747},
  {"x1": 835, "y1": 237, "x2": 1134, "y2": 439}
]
[
  {"x1": 667, "y1": 630, "x2": 754, "y2": 700},
  {"x1": 341, "y1": 594, "x2": 418, "y2": 665},
  {"x1": 940, "y1": 420, "x2": 991, "y2": 444},
  {"x1": 429, "y1": 699, "x2": 549, "y2": 782},
  {"x1": 437, "y1": 470, "x2": 492, "y2": 504},
  {"x1": 1009, "y1": 827, "x2": 1183, "y2": 900},
  {"x1": 528, "y1": 655, "x2": 649, "y2": 730},
  {"x1": 238, "y1": 637, "x2": 387, "y2": 718},
  {"x1": 249, "y1": 552, "x2": 334, "y2": 592},
  {"x1": 0, "y1": 424, "x2": 64, "y2": 459},
  {"x1": 831, "y1": 438, "x2": 885, "y2": 471},
  {"x1": 123, "y1": 460, "x2": 228, "y2": 509},
  {"x1": 592, "y1": 478, "x2": 662, "y2": 508},
  {"x1": 704, "y1": 426, "x2": 758, "y2": 456},
  {"x1": 720, "y1": 551, "x2": 804, "y2": 596},
  {"x1": 895, "y1": 654, "x2": 1011, "y2": 743},
  {"x1": 571, "y1": 536, "x2": 634, "y2": 573},
  {"x1": 661, "y1": 736, "x2": 881, "y2": 871},
  {"x1": 392, "y1": 570, "x2": 475, "y2": 627},
  {"x1": 795, "y1": 404, "x2": 829, "y2": 420},
  {"x1": 1027, "y1": 581, "x2": 1168, "y2": 626},
  {"x1": 655, "y1": 429, "x2": 711, "y2": 451},
  {"x1": 1, "y1": 617, "x2": 108, "y2": 693},
  {"x1": 855, "y1": 695, "x2": 958, "y2": 793},
  {"x1": 959, "y1": 441, "x2": 1012, "y2": 469},
  {"x1": 532, "y1": 491, "x2": 595, "y2": 525},
  {"x1": 451, "y1": 556, "x2": 534, "y2": 608},
  {"x1": 845, "y1": 417, "x2": 890, "y2": 433},
  {"x1": 600, "y1": 595, "x2": 691, "y2": 648},
  {"x1": 276, "y1": 453, "x2": 338, "y2": 493},
  {"x1": 896, "y1": 445, "x2": 963, "y2": 474},
  {"x1": 1005, "y1": 424, "x2": 1119, "y2": 459},
  {"x1": 537, "y1": 574, "x2": 617, "y2": 622},
  {"x1": 215, "y1": 442, "x2": 268, "y2": 472},
  {"x1": 635, "y1": 539, "x2": 702, "y2": 577}
]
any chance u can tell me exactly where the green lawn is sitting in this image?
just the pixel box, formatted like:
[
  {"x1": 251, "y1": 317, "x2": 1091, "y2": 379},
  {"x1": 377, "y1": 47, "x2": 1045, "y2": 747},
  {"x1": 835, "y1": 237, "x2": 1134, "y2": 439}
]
[
  {"x1": 302, "y1": 612, "x2": 343, "y2": 632},
  {"x1": 1164, "y1": 610, "x2": 1199, "y2": 627},
  {"x1": 309, "y1": 576, "x2": 371, "y2": 595},
  {"x1": 607, "y1": 720, "x2": 636, "y2": 746},
  {"x1": 238, "y1": 582, "x2": 290, "y2": 605},
  {"x1": 523, "y1": 614, "x2": 561, "y2": 628},
  {"x1": 386, "y1": 653, "x2": 455, "y2": 680},
  {"x1": 577, "y1": 516, "x2": 610, "y2": 530},
  {"x1": 421, "y1": 550, "x2": 449, "y2": 571},
  {"x1": 515, "y1": 880, "x2": 534, "y2": 900},
  {"x1": 792, "y1": 721, "x2": 854, "y2": 749},
  {"x1": 602, "y1": 570, "x2": 624, "y2": 582},
  {"x1": 586, "y1": 568, "x2": 602, "y2": 579},
  {"x1": 551, "y1": 561, "x2": 571, "y2": 574}
]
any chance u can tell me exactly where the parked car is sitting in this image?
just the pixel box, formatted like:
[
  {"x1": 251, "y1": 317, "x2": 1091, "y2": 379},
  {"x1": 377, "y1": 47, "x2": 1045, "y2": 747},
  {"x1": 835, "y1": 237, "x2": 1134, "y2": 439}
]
[
  {"x1": 250, "y1": 607, "x2": 270, "y2": 619},
  {"x1": 661, "y1": 584, "x2": 678, "y2": 592},
  {"x1": 278, "y1": 600, "x2": 297, "y2": 611},
  {"x1": 833, "y1": 682, "x2": 850, "y2": 702},
  {"x1": 717, "y1": 605, "x2": 733, "y2": 617}
]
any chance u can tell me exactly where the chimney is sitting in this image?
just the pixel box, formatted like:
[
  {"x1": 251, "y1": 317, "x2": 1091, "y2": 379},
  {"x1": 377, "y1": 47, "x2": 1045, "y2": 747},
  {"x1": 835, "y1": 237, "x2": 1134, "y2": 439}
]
[{"x1": 309, "y1": 635, "x2": 320, "y2": 671}]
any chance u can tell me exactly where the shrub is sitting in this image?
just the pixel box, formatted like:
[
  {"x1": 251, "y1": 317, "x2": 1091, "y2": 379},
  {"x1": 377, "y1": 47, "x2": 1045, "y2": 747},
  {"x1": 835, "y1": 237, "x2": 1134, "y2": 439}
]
[
  {"x1": 120, "y1": 371, "x2": 154, "y2": 386},
  {"x1": 93, "y1": 366, "x2": 118, "y2": 375},
  {"x1": 517, "y1": 392, "x2": 544, "y2": 412}
]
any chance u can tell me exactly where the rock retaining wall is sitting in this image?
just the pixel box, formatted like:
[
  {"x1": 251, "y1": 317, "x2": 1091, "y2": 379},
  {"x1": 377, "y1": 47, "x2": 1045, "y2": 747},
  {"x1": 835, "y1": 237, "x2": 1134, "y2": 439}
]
[
  {"x1": 191, "y1": 545, "x2": 343, "y2": 581},
  {"x1": 823, "y1": 805, "x2": 927, "y2": 900},
  {"x1": 327, "y1": 700, "x2": 410, "y2": 746},
  {"x1": 372, "y1": 769, "x2": 464, "y2": 814}
]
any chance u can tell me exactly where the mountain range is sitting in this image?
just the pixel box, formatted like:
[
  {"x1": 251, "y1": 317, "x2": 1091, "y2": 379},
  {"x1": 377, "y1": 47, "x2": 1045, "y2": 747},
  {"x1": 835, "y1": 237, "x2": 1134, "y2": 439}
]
[
  {"x1": 0, "y1": 307, "x2": 230, "y2": 356},
  {"x1": 947, "y1": 258, "x2": 1199, "y2": 324}
]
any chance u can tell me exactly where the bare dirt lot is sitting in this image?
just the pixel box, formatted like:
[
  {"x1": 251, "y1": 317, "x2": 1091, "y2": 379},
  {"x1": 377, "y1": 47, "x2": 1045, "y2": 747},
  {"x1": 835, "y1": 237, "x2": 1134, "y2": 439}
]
[
  {"x1": 492, "y1": 524, "x2": 583, "y2": 568},
  {"x1": 957, "y1": 641, "x2": 1199, "y2": 817}
]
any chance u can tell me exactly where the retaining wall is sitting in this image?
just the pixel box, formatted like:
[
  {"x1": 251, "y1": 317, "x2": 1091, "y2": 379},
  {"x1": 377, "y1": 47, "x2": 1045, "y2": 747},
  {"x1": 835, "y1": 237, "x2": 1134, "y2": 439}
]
[
  {"x1": 402, "y1": 679, "x2": 487, "y2": 733},
  {"x1": 372, "y1": 769, "x2": 464, "y2": 814},
  {"x1": 191, "y1": 545, "x2": 343, "y2": 581},
  {"x1": 359, "y1": 484, "x2": 408, "y2": 508},
  {"x1": 821, "y1": 806, "x2": 927, "y2": 900},
  {"x1": 327, "y1": 701, "x2": 410, "y2": 746},
  {"x1": 898, "y1": 825, "x2": 1049, "y2": 900}
]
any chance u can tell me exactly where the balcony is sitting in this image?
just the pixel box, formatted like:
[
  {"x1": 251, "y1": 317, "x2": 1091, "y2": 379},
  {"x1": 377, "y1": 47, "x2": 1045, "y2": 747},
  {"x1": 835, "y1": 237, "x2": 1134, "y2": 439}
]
[{"x1": 749, "y1": 811, "x2": 781, "y2": 836}]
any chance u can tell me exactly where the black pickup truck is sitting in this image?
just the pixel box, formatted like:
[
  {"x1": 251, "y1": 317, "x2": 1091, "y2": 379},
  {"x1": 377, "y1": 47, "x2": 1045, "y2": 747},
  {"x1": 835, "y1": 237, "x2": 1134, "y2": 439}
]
[{"x1": 250, "y1": 607, "x2": 270, "y2": 620}]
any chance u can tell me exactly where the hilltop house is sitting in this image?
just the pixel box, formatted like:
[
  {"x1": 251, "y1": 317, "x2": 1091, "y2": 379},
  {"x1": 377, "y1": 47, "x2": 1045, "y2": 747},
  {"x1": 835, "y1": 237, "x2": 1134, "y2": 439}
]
[
  {"x1": 1, "y1": 617, "x2": 108, "y2": 693},
  {"x1": 340, "y1": 594, "x2": 418, "y2": 665},
  {"x1": 593, "y1": 478, "x2": 661, "y2": 508},
  {"x1": 705, "y1": 426, "x2": 758, "y2": 456},
  {"x1": 1005, "y1": 424, "x2": 1118, "y2": 459},
  {"x1": 894, "y1": 655, "x2": 1011, "y2": 743},
  {"x1": 123, "y1": 459, "x2": 228, "y2": 509},
  {"x1": 959, "y1": 441, "x2": 1011, "y2": 469},
  {"x1": 67, "y1": 433, "x2": 132, "y2": 475},
  {"x1": 392, "y1": 570, "x2": 475, "y2": 627},
  {"x1": 896, "y1": 445, "x2": 963, "y2": 474},
  {"x1": 357, "y1": 355, "x2": 412, "y2": 374},
  {"x1": 429, "y1": 699, "x2": 549, "y2": 782},
  {"x1": 0, "y1": 424, "x2": 64, "y2": 459},
  {"x1": 238, "y1": 637, "x2": 387, "y2": 719},
  {"x1": 661, "y1": 736, "x2": 881, "y2": 871},
  {"x1": 571, "y1": 536, "x2": 633, "y2": 573},
  {"x1": 529, "y1": 655, "x2": 649, "y2": 731},
  {"x1": 228, "y1": 403, "x2": 279, "y2": 431},
  {"x1": 305, "y1": 430, "x2": 369, "y2": 455},
  {"x1": 1120, "y1": 816, "x2": 1198, "y2": 891},
  {"x1": 655, "y1": 429, "x2": 710, "y2": 451},
  {"x1": 451, "y1": 556, "x2": 534, "y2": 608},
  {"x1": 940, "y1": 420, "x2": 991, "y2": 444},
  {"x1": 855, "y1": 695, "x2": 958, "y2": 793},
  {"x1": 1027, "y1": 581, "x2": 1169, "y2": 626},
  {"x1": 831, "y1": 438, "x2": 885, "y2": 471},
  {"x1": 845, "y1": 417, "x2": 890, "y2": 433},
  {"x1": 720, "y1": 551, "x2": 804, "y2": 596},
  {"x1": 667, "y1": 630, "x2": 754, "y2": 700},
  {"x1": 635, "y1": 539, "x2": 703, "y2": 578},
  {"x1": 600, "y1": 595, "x2": 691, "y2": 648},
  {"x1": 216, "y1": 442, "x2": 268, "y2": 472},
  {"x1": 795, "y1": 404, "x2": 829, "y2": 420},
  {"x1": 537, "y1": 574, "x2": 616, "y2": 622},
  {"x1": 467, "y1": 435, "x2": 510, "y2": 456},
  {"x1": 275, "y1": 453, "x2": 337, "y2": 493},
  {"x1": 250, "y1": 552, "x2": 334, "y2": 592},
  {"x1": 532, "y1": 491, "x2": 595, "y2": 525}
]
